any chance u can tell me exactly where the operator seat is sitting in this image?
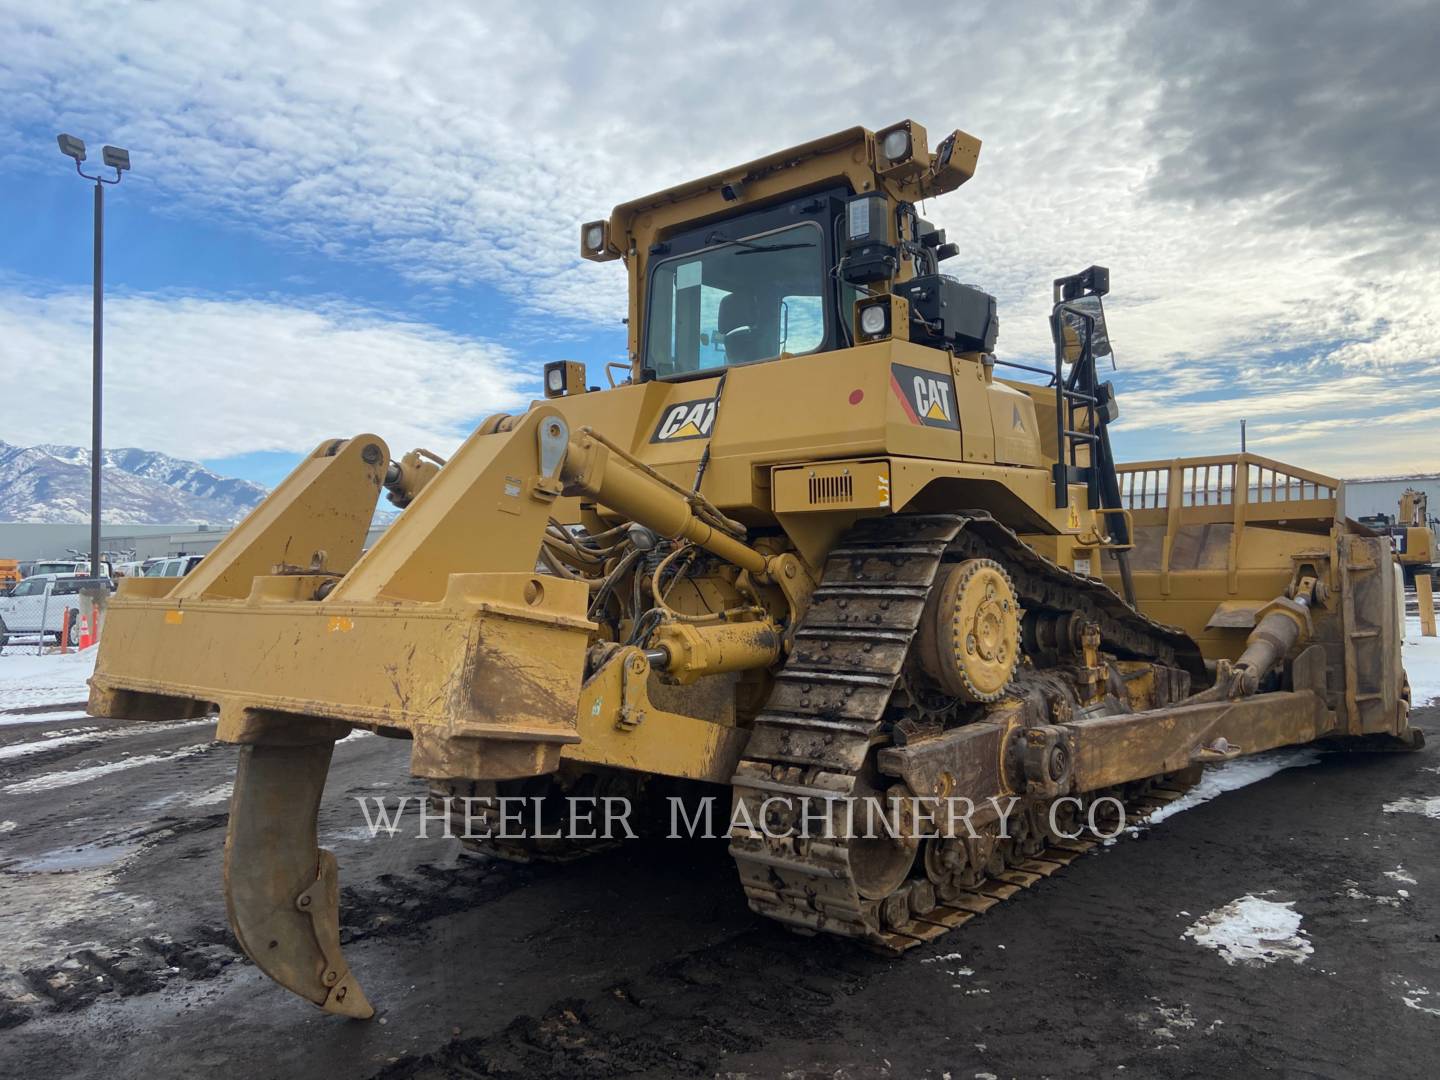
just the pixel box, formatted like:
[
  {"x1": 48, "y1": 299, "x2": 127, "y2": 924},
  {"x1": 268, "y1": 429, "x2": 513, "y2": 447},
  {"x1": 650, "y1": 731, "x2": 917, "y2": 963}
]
[{"x1": 718, "y1": 292, "x2": 765, "y2": 364}]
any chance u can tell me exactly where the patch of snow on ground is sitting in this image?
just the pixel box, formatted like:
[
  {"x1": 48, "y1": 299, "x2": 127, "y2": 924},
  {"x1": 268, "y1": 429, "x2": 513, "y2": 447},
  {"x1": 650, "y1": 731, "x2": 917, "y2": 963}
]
[
  {"x1": 0, "y1": 648, "x2": 98, "y2": 717},
  {"x1": 42, "y1": 724, "x2": 99, "y2": 738},
  {"x1": 188, "y1": 782, "x2": 233, "y2": 806},
  {"x1": 0, "y1": 863, "x2": 157, "y2": 969},
  {"x1": 0, "y1": 718, "x2": 211, "y2": 761},
  {"x1": 321, "y1": 825, "x2": 389, "y2": 842},
  {"x1": 1342, "y1": 882, "x2": 1404, "y2": 907},
  {"x1": 1130, "y1": 998, "x2": 1199, "y2": 1042},
  {"x1": 142, "y1": 780, "x2": 233, "y2": 812},
  {"x1": 1183, "y1": 894, "x2": 1312, "y2": 966},
  {"x1": 1, "y1": 709, "x2": 96, "y2": 728},
  {"x1": 1, "y1": 744, "x2": 213, "y2": 794},
  {"x1": 1404, "y1": 614, "x2": 1440, "y2": 706},
  {"x1": 1144, "y1": 748, "x2": 1321, "y2": 826},
  {"x1": 1386, "y1": 866, "x2": 1418, "y2": 885},
  {"x1": 1383, "y1": 797, "x2": 1440, "y2": 819},
  {"x1": 1398, "y1": 980, "x2": 1440, "y2": 1018}
]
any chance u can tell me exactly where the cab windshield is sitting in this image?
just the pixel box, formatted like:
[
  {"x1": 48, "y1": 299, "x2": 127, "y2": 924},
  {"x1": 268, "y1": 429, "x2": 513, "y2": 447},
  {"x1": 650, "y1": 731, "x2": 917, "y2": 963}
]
[
  {"x1": 644, "y1": 222, "x2": 826, "y2": 378},
  {"x1": 31, "y1": 562, "x2": 78, "y2": 575}
]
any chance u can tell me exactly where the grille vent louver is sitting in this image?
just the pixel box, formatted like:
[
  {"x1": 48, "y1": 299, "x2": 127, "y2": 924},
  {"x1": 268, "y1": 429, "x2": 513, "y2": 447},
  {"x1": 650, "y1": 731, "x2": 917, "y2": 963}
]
[{"x1": 808, "y1": 474, "x2": 854, "y2": 505}]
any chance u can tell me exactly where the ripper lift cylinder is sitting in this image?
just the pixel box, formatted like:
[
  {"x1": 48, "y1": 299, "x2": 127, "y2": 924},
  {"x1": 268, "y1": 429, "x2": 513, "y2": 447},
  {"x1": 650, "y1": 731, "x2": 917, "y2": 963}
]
[
  {"x1": 563, "y1": 433, "x2": 768, "y2": 575},
  {"x1": 1230, "y1": 593, "x2": 1312, "y2": 696}
]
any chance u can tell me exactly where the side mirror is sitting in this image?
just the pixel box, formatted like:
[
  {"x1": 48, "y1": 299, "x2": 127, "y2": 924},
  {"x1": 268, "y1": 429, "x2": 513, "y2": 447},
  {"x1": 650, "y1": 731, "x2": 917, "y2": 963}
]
[{"x1": 1056, "y1": 294, "x2": 1112, "y2": 364}]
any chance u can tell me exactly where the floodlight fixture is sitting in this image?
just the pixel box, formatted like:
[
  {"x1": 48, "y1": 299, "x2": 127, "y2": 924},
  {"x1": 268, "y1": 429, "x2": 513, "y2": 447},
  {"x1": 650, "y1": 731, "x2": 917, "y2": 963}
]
[{"x1": 57, "y1": 133, "x2": 87, "y2": 161}]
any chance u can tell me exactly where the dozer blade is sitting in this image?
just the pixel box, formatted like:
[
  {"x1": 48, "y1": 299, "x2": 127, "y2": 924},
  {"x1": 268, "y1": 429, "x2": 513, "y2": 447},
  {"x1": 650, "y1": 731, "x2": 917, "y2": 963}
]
[{"x1": 224, "y1": 741, "x2": 374, "y2": 1019}]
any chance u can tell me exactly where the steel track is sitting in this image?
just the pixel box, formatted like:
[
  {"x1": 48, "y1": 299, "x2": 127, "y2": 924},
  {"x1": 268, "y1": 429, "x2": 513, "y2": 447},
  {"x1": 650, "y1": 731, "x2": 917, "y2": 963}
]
[{"x1": 729, "y1": 512, "x2": 1201, "y2": 950}]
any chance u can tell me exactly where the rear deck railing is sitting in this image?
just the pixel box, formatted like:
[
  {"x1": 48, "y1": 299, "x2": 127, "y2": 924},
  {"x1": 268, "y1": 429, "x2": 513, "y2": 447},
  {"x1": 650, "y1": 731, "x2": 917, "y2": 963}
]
[
  {"x1": 1117, "y1": 453, "x2": 1339, "y2": 527},
  {"x1": 1113, "y1": 453, "x2": 1341, "y2": 592}
]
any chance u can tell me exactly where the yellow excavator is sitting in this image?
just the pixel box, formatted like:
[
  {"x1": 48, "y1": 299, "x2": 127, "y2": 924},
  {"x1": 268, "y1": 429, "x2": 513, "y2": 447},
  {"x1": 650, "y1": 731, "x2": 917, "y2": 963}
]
[
  {"x1": 89, "y1": 120, "x2": 1415, "y2": 1018},
  {"x1": 1359, "y1": 488, "x2": 1437, "y2": 583}
]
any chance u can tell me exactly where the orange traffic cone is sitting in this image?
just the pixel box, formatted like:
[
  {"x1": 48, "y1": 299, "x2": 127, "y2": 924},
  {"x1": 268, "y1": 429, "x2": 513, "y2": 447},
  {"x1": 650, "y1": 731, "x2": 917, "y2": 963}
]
[{"x1": 78, "y1": 611, "x2": 93, "y2": 650}]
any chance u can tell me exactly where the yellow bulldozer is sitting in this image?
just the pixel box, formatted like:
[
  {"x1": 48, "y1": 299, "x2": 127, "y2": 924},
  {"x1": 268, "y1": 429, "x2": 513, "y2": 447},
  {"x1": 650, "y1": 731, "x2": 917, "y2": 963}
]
[{"x1": 89, "y1": 120, "x2": 1415, "y2": 1019}]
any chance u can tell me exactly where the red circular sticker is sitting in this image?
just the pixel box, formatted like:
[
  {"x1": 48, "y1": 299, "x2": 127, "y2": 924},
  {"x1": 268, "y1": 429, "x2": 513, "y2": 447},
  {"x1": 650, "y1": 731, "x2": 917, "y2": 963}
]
[{"x1": 848, "y1": 389, "x2": 864, "y2": 405}]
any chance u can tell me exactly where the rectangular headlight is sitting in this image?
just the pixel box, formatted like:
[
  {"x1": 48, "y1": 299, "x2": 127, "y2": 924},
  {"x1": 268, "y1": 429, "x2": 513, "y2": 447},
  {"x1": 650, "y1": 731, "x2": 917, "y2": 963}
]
[
  {"x1": 580, "y1": 220, "x2": 620, "y2": 262},
  {"x1": 853, "y1": 294, "x2": 910, "y2": 344},
  {"x1": 542, "y1": 360, "x2": 588, "y2": 398},
  {"x1": 876, "y1": 120, "x2": 928, "y2": 181}
]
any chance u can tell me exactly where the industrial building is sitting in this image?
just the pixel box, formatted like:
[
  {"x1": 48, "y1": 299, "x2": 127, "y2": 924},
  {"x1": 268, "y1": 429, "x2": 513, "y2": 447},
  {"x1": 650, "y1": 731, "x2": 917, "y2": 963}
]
[
  {"x1": 0, "y1": 521, "x2": 391, "y2": 563},
  {"x1": 1342, "y1": 473, "x2": 1440, "y2": 522}
]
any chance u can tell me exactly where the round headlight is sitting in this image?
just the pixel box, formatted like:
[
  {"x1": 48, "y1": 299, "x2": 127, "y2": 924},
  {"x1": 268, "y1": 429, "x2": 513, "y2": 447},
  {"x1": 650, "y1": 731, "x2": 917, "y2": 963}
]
[
  {"x1": 860, "y1": 304, "x2": 888, "y2": 336},
  {"x1": 585, "y1": 224, "x2": 605, "y2": 251},
  {"x1": 881, "y1": 128, "x2": 910, "y2": 162}
]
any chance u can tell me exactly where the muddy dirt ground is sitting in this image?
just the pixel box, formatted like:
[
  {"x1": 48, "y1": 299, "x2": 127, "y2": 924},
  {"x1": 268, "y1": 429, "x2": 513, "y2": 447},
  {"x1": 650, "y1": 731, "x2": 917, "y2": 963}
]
[{"x1": 1, "y1": 687, "x2": 1438, "y2": 1079}]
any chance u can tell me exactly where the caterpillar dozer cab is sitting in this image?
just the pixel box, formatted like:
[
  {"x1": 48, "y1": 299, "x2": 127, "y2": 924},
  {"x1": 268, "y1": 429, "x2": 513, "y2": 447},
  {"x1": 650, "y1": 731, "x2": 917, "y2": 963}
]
[{"x1": 89, "y1": 120, "x2": 1416, "y2": 1018}]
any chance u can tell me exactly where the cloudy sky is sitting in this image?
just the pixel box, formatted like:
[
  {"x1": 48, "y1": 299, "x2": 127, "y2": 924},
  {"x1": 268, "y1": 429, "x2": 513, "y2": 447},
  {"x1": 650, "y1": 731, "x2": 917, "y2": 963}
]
[{"x1": 0, "y1": 0, "x2": 1435, "y2": 487}]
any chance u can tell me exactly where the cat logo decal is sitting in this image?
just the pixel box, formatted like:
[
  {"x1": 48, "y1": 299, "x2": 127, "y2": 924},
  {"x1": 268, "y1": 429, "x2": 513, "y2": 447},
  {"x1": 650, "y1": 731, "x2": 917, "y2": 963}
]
[
  {"x1": 651, "y1": 397, "x2": 718, "y2": 443},
  {"x1": 890, "y1": 363, "x2": 959, "y2": 430}
]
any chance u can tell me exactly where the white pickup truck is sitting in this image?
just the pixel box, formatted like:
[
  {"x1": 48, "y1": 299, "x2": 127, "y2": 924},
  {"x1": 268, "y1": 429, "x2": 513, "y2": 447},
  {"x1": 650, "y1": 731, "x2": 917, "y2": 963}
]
[
  {"x1": 0, "y1": 575, "x2": 113, "y2": 647},
  {"x1": 27, "y1": 559, "x2": 113, "y2": 579},
  {"x1": 144, "y1": 554, "x2": 204, "y2": 578}
]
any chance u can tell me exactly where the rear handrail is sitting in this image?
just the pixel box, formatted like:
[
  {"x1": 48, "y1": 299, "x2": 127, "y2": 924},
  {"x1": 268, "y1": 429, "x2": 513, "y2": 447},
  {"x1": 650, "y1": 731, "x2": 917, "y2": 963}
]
[
  {"x1": 1116, "y1": 453, "x2": 1338, "y2": 526},
  {"x1": 1113, "y1": 453, "x2": 1341, "y2": 594}
]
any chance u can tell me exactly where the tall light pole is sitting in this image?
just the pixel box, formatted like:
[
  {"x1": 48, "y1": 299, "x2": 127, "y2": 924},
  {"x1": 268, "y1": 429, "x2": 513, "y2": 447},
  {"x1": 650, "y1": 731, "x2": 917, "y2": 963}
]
[{"x1": 57, "y1": 134, "x2": 130, "y2": 576}]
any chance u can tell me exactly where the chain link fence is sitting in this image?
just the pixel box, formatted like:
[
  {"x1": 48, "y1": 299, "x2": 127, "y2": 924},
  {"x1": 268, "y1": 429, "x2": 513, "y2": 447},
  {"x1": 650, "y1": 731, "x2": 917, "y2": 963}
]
[{"x1": 0, "y1": 579, "x2": 95, "y2": 654}]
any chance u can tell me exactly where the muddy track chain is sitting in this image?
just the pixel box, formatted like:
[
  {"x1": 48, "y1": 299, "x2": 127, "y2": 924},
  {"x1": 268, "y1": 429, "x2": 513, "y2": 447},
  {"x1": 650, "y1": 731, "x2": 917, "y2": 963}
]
[{"x1": 729, "y1": 511, "x2": 1200, "y2": 951}]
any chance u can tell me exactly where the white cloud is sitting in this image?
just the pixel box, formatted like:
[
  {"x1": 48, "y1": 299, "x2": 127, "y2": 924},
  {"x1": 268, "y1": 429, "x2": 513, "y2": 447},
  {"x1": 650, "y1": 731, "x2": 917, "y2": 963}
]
[
  {"x1": 0, "y1": 1, "x2": 1435, "y2": 473},
  {"x1": 0, "y1": 288, "x2": 531, "y2": 460}
]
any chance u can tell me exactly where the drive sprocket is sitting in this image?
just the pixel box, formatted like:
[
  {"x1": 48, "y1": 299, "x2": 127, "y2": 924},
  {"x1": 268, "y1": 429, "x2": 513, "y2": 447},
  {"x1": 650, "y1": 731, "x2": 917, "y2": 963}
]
[{"x1": 917, "y1": 557, "x2": 1021, "y2": 703}]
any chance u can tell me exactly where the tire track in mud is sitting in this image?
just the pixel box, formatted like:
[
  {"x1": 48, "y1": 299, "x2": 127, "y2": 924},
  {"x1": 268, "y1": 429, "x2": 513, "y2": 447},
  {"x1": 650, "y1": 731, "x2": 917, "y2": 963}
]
[
  {"x1": 0, "y1": 718, "x2": 213, "y2": 770},
  {"x1": 0, "y1": 722, "x2": 477, "y2": 1029},
  {"x1": 0, "y1": 845, "x2": 545, "y2": 1030},
  {"x1": 0, "y1": 719, "x2": 219, "y2": 792},
  {"x1": 2, "y1": 744, "x2": 219, "y2": 795},
  {"x1": 368, "y1": 916, "x2": 883, "y2": 1080},
  {"x1": 0, "y1": 814, "x2": 235, "y2": 1029},
  {"x1": 339, "y1": 857, "x2": 544, "y2": 947},
  {"x1": 7, "y1": 922, "x2": 242, "y2": 1026}
]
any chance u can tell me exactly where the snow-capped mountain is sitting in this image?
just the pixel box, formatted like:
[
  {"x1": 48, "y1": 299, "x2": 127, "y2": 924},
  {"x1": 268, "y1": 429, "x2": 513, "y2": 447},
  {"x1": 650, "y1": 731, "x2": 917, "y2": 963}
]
[{"x1": 0, "y1": 441, "x2": 269, "y2": 524}]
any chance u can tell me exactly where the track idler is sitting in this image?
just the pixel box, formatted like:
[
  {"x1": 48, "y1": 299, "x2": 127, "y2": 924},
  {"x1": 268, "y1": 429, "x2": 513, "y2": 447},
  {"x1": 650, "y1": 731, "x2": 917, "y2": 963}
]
[{"x1": 224, "y1": 740, "x2": 374, "y2": 1019}]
